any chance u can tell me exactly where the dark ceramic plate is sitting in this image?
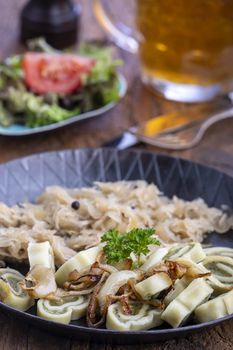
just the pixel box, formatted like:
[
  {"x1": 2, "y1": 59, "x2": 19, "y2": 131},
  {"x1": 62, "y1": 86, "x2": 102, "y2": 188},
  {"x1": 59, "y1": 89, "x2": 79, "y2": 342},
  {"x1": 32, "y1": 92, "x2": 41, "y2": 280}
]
[{"x1": 0, "y1": 148, "x2": 232, "y2": 344}]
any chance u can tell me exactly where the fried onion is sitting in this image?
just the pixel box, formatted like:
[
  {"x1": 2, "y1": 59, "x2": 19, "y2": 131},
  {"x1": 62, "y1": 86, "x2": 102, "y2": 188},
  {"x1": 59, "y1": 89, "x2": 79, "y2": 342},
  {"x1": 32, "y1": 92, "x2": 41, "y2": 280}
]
[{"x1": 20, "y1": 265, "x2": 57, "y2": 299}]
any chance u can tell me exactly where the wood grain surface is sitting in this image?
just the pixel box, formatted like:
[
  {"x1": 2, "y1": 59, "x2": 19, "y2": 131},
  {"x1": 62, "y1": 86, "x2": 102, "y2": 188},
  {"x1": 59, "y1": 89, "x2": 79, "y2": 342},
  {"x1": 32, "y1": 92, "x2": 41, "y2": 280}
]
[{"x1": 0, "y1": 0, "x2": 233, "y2": 349}]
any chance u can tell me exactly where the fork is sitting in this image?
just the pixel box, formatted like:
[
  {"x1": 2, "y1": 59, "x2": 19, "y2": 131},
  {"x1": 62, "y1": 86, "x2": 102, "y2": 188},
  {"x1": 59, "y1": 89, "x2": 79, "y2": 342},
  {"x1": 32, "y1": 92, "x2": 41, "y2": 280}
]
[{"x1": 131, "y1": 106, "x2": 233, "y2": 150}]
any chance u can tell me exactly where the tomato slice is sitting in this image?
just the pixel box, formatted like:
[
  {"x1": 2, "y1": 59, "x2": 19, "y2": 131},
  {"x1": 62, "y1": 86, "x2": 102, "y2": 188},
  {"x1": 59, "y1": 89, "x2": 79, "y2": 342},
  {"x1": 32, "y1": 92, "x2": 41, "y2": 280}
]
[{"x1": 23, "y1": 53, "x2": 95, "y2": 95}]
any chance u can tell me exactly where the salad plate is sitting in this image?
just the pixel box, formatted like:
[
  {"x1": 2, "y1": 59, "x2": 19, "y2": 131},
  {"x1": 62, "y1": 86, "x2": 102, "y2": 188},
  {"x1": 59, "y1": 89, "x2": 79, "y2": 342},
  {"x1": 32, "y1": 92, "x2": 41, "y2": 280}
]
[
  {"x1": 0, "y1": 148, "x2": 232, "y2": 344},
  {"x1": 0, "y1": 39, "x2": 127, "y2": 136},
  {"x1": 0, "y1": 74, "x2": 127, "y2": 136}
]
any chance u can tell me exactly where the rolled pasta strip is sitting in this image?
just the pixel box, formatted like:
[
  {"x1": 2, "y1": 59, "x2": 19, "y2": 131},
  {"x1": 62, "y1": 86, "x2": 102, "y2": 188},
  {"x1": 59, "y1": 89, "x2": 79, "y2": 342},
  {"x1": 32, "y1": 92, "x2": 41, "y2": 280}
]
[
  {"x1": 224, "y1": 289, "x2": 233, "y2": 314},
  {"x1": 202, "y1": 255, "x2": 233, "y2": 287},
  {"x1": 37, "y1": 295, "x2": 88, "y2": 324},
  {"x1": 0, "y1": 268, "x2": 24, "y2": 278},
  {"x1": 98, "y1": 270, "x2": 138, "y2": 310},
  {"x1": 175, "y1": 257, "x2": 229, "y2": 293},
  {"x1": 28, "y1": 241, "x2": 55, "y2": 271},
  {"x1": 165, "y1": 243, "x2": 206, "y2": 263},
  {"x1": 55, "y1": 245, "x2": 103, "y2": 287},
  {"x1": 0, "y1": 268, "x2": 34, "y2": 311},
  {"x1": 195, "y1": 290, "x2": 233, "y2": 323},
  {"x1": 161, "y1": 278, "x2": 213, "y2": 328},
  {"x1": 106, "y1": 301, "x2": 163, "y2": 331},
  {"x1": 134, "y1": 272, "x2": 172, "y2": 300},
  {"x1": 140, "y1": 247, "x2": 169, "y2": 271},
  {"x1": 204, "y1": 247, "x2": 233, "y2": 259},
  {"x1": 164, "y1": 277, "x2": 190, "y2": 306}
]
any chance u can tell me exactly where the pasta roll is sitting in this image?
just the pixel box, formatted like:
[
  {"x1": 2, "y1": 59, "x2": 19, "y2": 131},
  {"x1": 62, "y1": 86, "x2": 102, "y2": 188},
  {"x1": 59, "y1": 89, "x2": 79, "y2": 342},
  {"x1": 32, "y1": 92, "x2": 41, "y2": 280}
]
[
  {"x1": 164, "y1": 277, "x2": 190, "y2": 305},
  {"x1": 165, "y1": 243, "x2": 206, "y2": 263},
  {"x1": 37, "y1": 295, "x2": 88, "y2": 324},
  {"x1": 176, "y1": 257, "x2": 230, "y2": 293},
  {"x1": 28, "y1": 241, "x2": 55, "y2": 271},
  {"x1": 140, "y1": 247, "x2": 169, "y2": 271},
  {"x1": 195, "y1": 290, "x2": 233, "y2": 323},
  {"x1": 161, "y1": 278, "x2": 213, "y2": 327},
  {"x1": 202, "y1": 255, "x2": 233, "y2": 287},
  {"x1": 204, "y1": 247, "x2": 233, "y2": 259},
  {"x1": 0, "y1": 268, "x2": 23, "y2": 278},
  {"x1": 134, "y1": 272, "x2": 172, "y2": 300},
  {"x1": 106, "y1": 301, "x2": 163, "y2": 331},
  {"x1": 0, "y1": 268, "x2": 34, "y2": 311},
  {"x1": 55, "y1": 245, "x2": 103, "y2": 287}
]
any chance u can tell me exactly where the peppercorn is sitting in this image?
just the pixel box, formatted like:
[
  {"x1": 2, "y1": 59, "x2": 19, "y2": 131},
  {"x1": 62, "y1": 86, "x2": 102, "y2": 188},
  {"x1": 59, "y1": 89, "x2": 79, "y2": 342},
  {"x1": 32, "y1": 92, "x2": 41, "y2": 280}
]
[{"x1": 71, "y1": 201, "x2": 80, "y2": 210}]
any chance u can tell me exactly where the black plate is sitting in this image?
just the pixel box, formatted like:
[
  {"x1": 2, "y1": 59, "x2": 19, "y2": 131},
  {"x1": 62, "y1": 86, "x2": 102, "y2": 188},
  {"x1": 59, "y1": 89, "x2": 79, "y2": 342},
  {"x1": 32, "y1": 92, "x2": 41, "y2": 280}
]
[{"x1": 0, "y1": 148, "x2": 232, "y2": 344}]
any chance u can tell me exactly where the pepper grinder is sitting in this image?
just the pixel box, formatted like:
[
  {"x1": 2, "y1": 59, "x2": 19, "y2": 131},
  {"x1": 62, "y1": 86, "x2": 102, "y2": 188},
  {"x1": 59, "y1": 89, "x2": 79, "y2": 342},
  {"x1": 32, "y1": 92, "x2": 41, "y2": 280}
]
[{"x1": 20, "y1": 0, "x2": 81, "y2": 49}]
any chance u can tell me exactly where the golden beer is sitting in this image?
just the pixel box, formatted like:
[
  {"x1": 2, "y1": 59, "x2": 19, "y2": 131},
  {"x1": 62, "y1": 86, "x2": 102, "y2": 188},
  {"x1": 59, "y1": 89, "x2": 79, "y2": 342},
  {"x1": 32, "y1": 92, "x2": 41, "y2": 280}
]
[{"x1": 137, "y1": 0, "x2": 233, "y2": 86}]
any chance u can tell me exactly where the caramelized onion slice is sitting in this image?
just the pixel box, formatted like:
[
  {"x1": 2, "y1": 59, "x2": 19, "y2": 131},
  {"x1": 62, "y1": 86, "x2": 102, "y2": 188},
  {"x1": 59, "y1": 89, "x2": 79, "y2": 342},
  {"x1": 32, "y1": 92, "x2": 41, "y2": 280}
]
[
  {"x1": 173, "y1": 258, "x2": 211, "y2": 279},
  {"x1": 97, "y1": 271, "x2": 139, "y2": 312},
  {"x1": 55, "y1": 245, "x2": 103, "y2": 287},
  {"x1": 49, "y1": 288, "x2": 93, "y2": 299},
  {"x1": 20, "y1": 265, "x2": 57, "y2": 299},
  {"x1": 87, "y1": 272, "x2": 109, "y2": 328},
  {"x1": 64, "y1": 261, "x2": 116, "y2": 293}
]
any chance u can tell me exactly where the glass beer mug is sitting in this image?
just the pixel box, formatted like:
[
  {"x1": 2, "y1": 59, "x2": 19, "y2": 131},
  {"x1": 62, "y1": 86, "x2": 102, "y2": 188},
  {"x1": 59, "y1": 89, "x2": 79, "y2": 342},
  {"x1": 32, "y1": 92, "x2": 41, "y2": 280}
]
[{"x1": 93, "y1": 0, "x2": 233, "y2": 102}]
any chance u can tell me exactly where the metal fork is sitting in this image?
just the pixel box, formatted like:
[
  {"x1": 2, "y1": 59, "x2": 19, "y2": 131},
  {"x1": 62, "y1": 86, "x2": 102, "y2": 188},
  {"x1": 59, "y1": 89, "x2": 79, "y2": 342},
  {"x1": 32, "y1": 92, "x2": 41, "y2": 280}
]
[{"x1": 131, "y1": 106, "x2": 233, "y2": 150}]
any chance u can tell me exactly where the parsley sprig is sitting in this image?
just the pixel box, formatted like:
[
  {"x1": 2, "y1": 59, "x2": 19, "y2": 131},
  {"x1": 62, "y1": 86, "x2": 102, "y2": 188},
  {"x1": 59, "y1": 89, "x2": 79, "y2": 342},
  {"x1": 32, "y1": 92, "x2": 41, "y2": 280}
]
[{"x1": 101, "y1": 228, "x2": 160, "y2": 267}]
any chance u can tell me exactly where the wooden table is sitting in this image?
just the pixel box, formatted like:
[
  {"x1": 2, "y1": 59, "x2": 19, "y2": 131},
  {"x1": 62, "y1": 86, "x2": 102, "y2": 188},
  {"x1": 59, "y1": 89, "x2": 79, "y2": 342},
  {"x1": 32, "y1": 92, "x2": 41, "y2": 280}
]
[{"x1": 0, "y1": 0, "x2": 233, "y2": 349}]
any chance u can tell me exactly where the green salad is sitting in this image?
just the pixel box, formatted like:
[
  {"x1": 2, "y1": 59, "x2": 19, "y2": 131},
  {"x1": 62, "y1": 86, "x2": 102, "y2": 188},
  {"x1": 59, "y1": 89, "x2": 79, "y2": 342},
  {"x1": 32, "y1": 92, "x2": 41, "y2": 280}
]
[{"x1": 0, "y1": 38, "x2": 122, "y2": 128}]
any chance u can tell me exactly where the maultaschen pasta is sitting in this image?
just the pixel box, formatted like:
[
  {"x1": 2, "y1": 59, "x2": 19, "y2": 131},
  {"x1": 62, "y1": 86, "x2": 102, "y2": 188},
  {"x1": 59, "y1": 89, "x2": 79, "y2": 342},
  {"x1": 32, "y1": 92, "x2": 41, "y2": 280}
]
[{"x1": 0, "y1": 240, "x2": 233, "y2": 330}]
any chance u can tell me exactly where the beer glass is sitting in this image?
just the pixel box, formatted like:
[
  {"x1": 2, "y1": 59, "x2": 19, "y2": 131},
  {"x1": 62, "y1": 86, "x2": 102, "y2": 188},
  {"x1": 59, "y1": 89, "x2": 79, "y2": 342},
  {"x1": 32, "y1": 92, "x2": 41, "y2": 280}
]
[{"x1": 93, "y1": 0, "x2": 233, "y2": 102}]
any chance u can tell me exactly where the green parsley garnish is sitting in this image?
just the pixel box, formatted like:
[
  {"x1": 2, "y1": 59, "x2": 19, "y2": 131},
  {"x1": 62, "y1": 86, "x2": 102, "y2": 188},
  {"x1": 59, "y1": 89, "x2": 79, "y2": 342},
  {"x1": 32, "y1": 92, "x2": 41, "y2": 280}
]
[{"x1": 101, "y1": 228, "x2": 160, "y2": 267}]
